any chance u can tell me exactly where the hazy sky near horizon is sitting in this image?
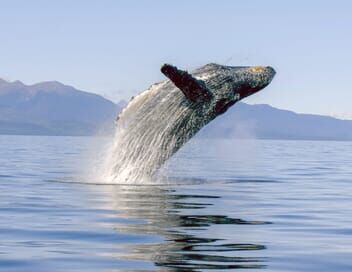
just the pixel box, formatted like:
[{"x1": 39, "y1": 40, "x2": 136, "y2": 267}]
[{"x1": 1, "y1": 0, "x2": 351, "y2": 117}]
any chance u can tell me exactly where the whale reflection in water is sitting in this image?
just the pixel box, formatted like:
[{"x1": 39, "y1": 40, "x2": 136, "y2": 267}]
[{"x1": 100, "y1": 184, "x2": 271, "y2": 271}]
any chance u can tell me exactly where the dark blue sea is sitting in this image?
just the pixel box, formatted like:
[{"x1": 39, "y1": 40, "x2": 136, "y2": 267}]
[{"x1": 1, "y1": 135, "x2": 352, "y2": 271}]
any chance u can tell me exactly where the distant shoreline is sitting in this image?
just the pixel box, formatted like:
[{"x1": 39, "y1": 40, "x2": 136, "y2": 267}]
[{"x1": 1, "y1": 78, "x2": 352, "y2": 141}]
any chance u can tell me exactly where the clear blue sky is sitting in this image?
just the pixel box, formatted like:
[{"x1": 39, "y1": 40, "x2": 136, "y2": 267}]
[{"x1": 1, "y1": 0, "x2": 351, "y2": 117}]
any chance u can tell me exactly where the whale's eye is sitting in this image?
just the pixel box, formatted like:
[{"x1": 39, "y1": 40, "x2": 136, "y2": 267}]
[{"x1": 249, "y1": 66, "x2": 265, "y2": 73}]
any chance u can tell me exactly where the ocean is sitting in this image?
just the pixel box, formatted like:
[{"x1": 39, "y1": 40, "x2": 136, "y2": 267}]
[{"x1": 1, "y1": 135, "x2": 352, "y2": 271}]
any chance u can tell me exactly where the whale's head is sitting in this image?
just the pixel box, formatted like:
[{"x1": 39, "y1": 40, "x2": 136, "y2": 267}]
[
  {"x1": 161, "y1": 63, "x2": 276, "y2": 115},
  {"x1": 193, "y1": 63, "x2": 276, "y2": 114}
]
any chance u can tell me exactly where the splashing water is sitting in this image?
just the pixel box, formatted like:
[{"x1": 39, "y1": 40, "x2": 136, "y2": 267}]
[{"x1": 102, "y1": 81, "x2": 208, "y2": 183}]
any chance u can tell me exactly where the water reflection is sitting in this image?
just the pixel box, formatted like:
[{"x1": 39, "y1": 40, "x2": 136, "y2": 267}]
[{"x1": 105, "y1": 185, "x2": 269, "y2": 271}]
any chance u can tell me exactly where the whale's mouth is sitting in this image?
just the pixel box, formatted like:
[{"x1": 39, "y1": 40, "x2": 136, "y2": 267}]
[{"x1": 236, "y1": 84, "x2": 262, "y2": 99}]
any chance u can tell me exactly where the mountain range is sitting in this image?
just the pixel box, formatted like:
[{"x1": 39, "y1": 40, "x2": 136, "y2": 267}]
[
  {"x1": 0, "y1": 78, "x2": 351, "y2": 141},
  {"x1": 0, "y1": 79, "x2": 120, "y2": 135},
  {"x1": 199, "y1": 103, "x2": 352, "y2": 141}
]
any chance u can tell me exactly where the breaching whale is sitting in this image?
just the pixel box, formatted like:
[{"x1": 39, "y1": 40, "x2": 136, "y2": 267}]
[{"x1": 107, "y1": 63, "x2": 275, "y2": 182}]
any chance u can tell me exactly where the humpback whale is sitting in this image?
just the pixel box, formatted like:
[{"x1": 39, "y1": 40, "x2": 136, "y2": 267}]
[{"x1": 107, "y1": 63, "x2": 275, "y2": 182}]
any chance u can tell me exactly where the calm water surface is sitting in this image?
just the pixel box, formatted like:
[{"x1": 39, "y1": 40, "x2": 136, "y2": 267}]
[{"x1": 1, "y1": 136, "x2": 352, "y2": 271}]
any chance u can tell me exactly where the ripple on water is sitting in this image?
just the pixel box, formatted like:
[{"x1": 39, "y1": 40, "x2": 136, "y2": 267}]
[{"x1": 2, "y1": 137, "x2": 352, "y2": 271}]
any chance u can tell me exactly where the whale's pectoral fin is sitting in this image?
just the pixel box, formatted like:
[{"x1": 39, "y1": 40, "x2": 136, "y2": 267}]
[{"x1": 161, "y1": 64, "x2": 213, "y2": 103}]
